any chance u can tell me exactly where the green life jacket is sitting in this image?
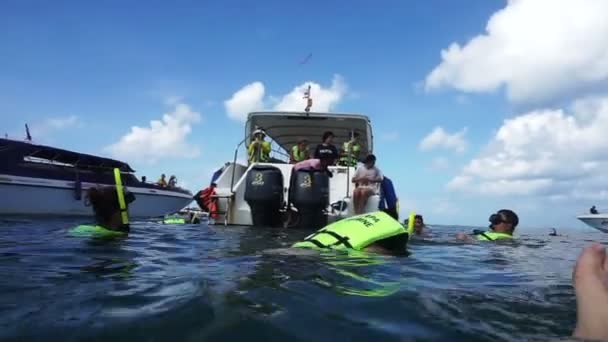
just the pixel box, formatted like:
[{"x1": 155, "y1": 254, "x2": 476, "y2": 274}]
[
  {"x1": 476, "y1": 231, "x2": 513, "y2": 241},
  {"x1": 291, "y1": 145, "x2": 308, "y2": 162},
  {"x1": 69, "y1": 225, "x2": 126, "y2": 238},
  {"x1": 339, "y1": 141, "x2": 361, "y2": 166},
  {"x1": 249, "y1": 141, "x2": 271, "y2": 163},
  {"x1": 163, "y1": 217, "x2": 186, "y2": 224},
  {"x1": 293, "y1": 211, "x2": 407, "y2": 251}
]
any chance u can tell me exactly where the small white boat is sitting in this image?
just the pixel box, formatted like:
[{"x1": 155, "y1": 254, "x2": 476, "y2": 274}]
[
  {"x1": 577, "y1": 211, "x2": 608, "y2": 233},
  {"x1": 204, "y1": 110, "x2": 395, "y2": 227},
  {"x1": 0, "y1": 138, "x2": 193, "y2": 217}
]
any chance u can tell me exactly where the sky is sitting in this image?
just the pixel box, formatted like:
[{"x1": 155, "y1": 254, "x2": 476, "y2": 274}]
[{"x1": 2, "y1": 0, "x2": 608, "y2": 229}]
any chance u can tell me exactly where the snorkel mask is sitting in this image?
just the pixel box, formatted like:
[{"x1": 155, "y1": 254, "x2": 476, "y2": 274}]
[{"x1": 113, "y1": 168, "x2": 136, "y2": 230}]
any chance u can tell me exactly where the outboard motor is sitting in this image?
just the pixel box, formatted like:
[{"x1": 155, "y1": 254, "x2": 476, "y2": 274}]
[
  {"x1": 289, "y1": 170, "x2": 329, "y2": 230},
  {"x1": 244, "y1": 165, "x2": 284, "y2": 227}
]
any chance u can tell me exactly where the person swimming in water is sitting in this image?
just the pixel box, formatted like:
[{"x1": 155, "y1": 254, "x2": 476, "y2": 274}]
[
  {"x1": 70, "y1": 170, "x2": 136, "y2": 238},
  {"x1": 404, "y1": 214, "x2": 429, "y2": 237},
  {"x1": 456, "y1": 209, "x2": 518, "y2": 242},
  {"x1": 293, "y1": 211, "x2": 409, "y2": 256}
]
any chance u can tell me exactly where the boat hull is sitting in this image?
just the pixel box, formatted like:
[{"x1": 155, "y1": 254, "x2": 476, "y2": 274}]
[
  {"x1": 577, "y1": 214, "x2": 608, "y2": 233},
  {"x1": 0, "y1": 175, "x2": 193, "y2": 217}
]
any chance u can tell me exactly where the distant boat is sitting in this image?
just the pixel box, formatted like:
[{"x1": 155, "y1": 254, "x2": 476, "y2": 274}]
[
  {"x1": 577, "y1": 209, "x2": 608, "y2": 233},
  {"x1": 0, "y1": 138, "x2": 193, "y2": 217}
]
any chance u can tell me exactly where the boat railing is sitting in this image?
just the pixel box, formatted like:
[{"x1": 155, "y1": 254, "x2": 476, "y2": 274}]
[
  {"x1": 580, "y1": 209, "x2": 608, "y2": 215},
  {"x1": 229, "y1": 133, "x2": 291, "y2": 193}
]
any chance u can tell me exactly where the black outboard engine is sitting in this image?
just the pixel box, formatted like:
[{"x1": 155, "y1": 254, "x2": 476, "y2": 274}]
[
  {"x1": 289, "y1": 170, "x2": 329, "y2": 230},
  {"x1": 244, "y1": 166, "x2": 284, "y2": 227}
]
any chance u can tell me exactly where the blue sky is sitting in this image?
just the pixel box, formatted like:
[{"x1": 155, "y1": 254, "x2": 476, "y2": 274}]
[{"x1": 3, "y1": 0, "x2": 608, "y2": 230}]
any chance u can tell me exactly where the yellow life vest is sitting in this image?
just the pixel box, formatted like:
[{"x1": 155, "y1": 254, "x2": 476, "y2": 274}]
[
  {"x1": 291, "y1": 145, "x2": 308, "y2": 162},
  {"x1": 339, "y1": 141, "x2": 361, "y2": 166},
  {"x1": 293, "y1": 211, "x2": 407, "y2": 251},
  {"x1": 248, "y1": 141, "x2": 271, "y2": 163},
  {"x1": 476, "y1": 231, "x2": 513, "y2": 241},
  {"x1": 69, "y1": 225, "x2": 126, "y2": 238},
  {"x1": 163, "y1": 217, "x2": 186, "y2": 224}
]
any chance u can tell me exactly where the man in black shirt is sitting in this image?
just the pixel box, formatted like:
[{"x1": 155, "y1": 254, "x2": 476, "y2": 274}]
[{"x1": 314, "y1": 131, "x2": 338, "y2": 165}]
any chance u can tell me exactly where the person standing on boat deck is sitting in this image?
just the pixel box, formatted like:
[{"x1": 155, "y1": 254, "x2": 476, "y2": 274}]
[
  {"x1": 141, "y1": 176, "x2": 147, "y2": 183},
  {"x1": 339, "y1": 132, "x2": 362, "y2": 167},
  {"x1": 248, "y1": 129, "x2": 271, "y2": 163},
  {"x1": 352, "y1": 154, "x2": 383, "y2": 214},
  {"x1": 157, "y1": 174, "x2": 167, "y2": 187},
  {"x1": 290, "y1": 138, "x2": 310, "y2": 164},
  {"x1": 313, "y1": 131, "x2": 339, "y2": 166}
]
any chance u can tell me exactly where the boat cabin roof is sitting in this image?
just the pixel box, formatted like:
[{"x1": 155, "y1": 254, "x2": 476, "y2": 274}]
[
  {"x1": 0, "y1": 138, "x2": 135, "y2": 172},
  {"x1": 245, "y1": 111, "x2": 373, "y2": 155}
]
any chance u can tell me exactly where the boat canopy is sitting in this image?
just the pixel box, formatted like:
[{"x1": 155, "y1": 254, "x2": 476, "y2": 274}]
[
  {"x1": 0, "y1": 138, "x2": 135, "y2": 172},
  {"x1": 244, "y1": 111, "x2": 373, "y2": 156}
]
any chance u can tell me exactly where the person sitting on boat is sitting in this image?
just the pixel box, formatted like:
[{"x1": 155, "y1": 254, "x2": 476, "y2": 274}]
[
  {"x1": 314, "y1": 131, "x2": 339, "y2": 166},
  {"x1": 168, "y1": 175, "x2": 177, "y2": 188},
  {"x1": 290, "y1": 138, "x2": 310, "y2": 164},
  {"x1": 338, "y1": 131, "x2": 362, "y2": 167},
  {"x1": 141, "y1": 176, "x2": 147, "y2": 183},
  {"x1": 293, "y1": 211, "x2": 409, "y2": 256},
  {"x1": 591, "y1": 205, "x2": 599, "y2": 214},
  {"x1": 157, "y1": 174, "x2": 167, "y2": 187},
  {"x1": 248, "y1": 129, "x2": 271, "y2": 163},
  {"x1": 70, "y1": 184, "x2": 135, "y2": 238},
  {"x1": 352, "y1": 154, "x2": 383, "y2": 215},
  {"x1": 456, "y1": 209, "x2": 518, "y2": 242}
]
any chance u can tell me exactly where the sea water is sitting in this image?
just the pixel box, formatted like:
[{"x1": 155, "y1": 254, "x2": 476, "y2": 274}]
[{"x1": 0, "y1": 217, "x2": 597, "y2": 341}]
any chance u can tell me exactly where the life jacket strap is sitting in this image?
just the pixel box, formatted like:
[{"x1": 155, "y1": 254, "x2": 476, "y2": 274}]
[
  {"x1": 304, "y1": 229, "x2": 354, "y2": 249},
  {"x1": 479, "y1": 232, "x2": 494, "y2": 241}
]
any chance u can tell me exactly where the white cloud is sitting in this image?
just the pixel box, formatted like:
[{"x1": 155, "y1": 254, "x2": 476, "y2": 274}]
[
  {"x1": 224, "y1": 75, "x2": 347, "y2": 122},
  {"x1": 273, "y1": 74, "x2": 346, "y2": 112},
  {"x1": 447, "y1": 95, "x2": 608, "y2": 198},
  {"x1": 224, "y1": 82, "x2": 265, "y2": 122},
  {"x1": 425, "y1": 0, "x2": 608, "y2": 104},
  {"x1": 105, "y1": 103, "x2": 201, "y2": 163},
  {"x1": 419, "y1": 126, "x2": 468, "y2": 153}
]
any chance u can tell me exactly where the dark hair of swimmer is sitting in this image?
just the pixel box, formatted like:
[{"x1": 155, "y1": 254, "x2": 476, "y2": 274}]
[
  {"x1": 87, "y1": 186, "x2": 133, "y2": 231},
  {"x1": 490, "y1": 209, "x2": 519, "y2": 233}
]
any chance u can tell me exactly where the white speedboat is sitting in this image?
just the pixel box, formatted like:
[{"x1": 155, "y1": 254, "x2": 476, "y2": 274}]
[
  {"x1": 202, "y1": 110, "x2": 397, "y2": 227},
  {"x1": 577, "y1": 211, "x2": 608, "y2": 233},
  {"x1": 0, "y1": 138, "x2": 193, "y2": 217}
]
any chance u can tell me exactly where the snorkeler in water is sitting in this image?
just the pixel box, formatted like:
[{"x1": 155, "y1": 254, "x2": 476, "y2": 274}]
[
  {"x1": 70, "y1": 169, "x2": 135, "y2": 238},
  {"x1": 456, "y1": 209, "x2": 518, "y2": 242},
  {"x1": 293, "y1": 211, "x2": 409, "y2": 256}
]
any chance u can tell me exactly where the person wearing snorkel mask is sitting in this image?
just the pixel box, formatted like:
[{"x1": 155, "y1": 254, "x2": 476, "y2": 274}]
[
  {"x1": 70, "y1": 170, "x2": 136, "y2": 238},
  {"x1": 456, "y1": 209, "x2": 518, "y2": 242}
]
